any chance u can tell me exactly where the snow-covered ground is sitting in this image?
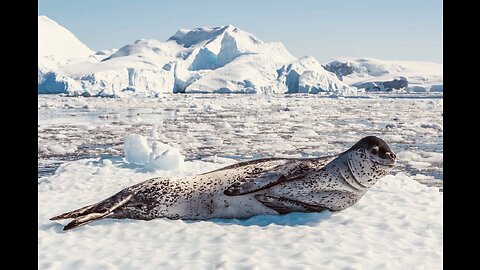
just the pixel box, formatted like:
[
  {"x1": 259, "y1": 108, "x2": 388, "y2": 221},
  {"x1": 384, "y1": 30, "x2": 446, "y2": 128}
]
[{"x1": 38, "y1": 93, "x2": 442, "y2": 269}]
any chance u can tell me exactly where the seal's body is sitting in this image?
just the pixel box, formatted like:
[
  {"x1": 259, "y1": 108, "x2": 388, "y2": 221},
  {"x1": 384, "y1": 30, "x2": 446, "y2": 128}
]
[{"x1": 51, "y1": 136, "x2": 396, "y2": 230}]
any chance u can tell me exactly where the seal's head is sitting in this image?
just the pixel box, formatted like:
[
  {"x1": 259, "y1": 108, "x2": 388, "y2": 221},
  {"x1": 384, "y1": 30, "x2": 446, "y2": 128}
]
[
  {"x1": 344, "y1": 136, "x2": 396, "y2": 188},
  {"x1": 350, "y1": 136, "x2": 396, "y2": 167}
]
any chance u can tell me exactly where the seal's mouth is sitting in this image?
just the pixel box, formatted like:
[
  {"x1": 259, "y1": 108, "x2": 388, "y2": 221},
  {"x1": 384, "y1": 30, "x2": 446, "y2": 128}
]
[{"x1": 371, "y1": 159, "x2": 396, "y2": 167}]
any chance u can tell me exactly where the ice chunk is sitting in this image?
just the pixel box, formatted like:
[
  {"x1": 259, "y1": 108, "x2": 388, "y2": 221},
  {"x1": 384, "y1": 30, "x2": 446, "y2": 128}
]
[
  {"x1": 124, "y1": 133, "x2": 185, "y2": 171},
  {"x1": 124, "y1": 134, "x2": 151, "y2": 165},
  {"x1": 149, "y1": 126, "x2": 160, "y2": 141},
  {"x1": 145, "y1": 147, "x2": 185, "y2": 171}
]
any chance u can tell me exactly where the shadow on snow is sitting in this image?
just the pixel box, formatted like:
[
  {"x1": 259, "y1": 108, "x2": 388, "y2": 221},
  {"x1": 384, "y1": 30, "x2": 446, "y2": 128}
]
[{"x1": 190, "y1": 210, "x2": 334, "y2": 227}]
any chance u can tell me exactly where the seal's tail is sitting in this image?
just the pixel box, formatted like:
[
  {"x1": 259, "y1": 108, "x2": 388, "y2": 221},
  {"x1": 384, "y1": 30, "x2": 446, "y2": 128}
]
[
  {"x1": 49, "y1": 204, "x2": 97, "y2": 221},
  {"x1": 50, "y1": 192, "x2": 133, "y2": 231}
]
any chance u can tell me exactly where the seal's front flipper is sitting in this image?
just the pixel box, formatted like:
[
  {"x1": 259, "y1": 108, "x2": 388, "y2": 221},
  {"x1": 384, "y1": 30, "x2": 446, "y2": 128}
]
[
  {"x1": 254, "y1": 194, "x2": 328, "y2": 214},
  {"x1": 224, "y1": 172, "x2": 287, "y2": 196},
  {"x1": 224, "y1": 161, "x2": 312, "y2": 196}
]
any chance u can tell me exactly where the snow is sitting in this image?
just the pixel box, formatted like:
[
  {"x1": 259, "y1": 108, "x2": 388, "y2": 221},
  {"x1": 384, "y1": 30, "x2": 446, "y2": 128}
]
[
  {"x1": 324, "y1": 57, "x2": 443, "y2": 92},
  {"x1": 39, "y1": 158, "x2": 442, "y2": 270},
  {"x1": 38, "y1": 16, "x2": 354, "y2": 96},
  {"x1": 38, "y1": 93, "x2": 442, "y2": 269}
]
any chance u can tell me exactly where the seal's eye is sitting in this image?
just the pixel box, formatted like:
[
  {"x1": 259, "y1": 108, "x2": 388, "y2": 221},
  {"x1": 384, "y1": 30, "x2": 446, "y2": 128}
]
[{"x1": 371, "y1": 146, "x2": 379, "y2": 154}]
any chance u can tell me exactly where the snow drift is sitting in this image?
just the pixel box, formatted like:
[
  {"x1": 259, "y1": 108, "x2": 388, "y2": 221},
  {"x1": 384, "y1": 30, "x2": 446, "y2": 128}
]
[
  {"x1": 324, "y1": 57, "x2": 443, "y2": 92},
  {"x1": 37, "y1": 17, "x2": 355, "y2": 96}
]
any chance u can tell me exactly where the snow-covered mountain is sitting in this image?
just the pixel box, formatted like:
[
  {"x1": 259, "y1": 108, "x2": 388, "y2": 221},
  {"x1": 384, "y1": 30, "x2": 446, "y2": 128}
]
[
  {"x1": 37, "y1": 16, "x2": 355, "y2": 96},
  {"x1": 38, "y1": 16, "x2": 93, "y2": 69},
  {"x1": 323, "y1": 57, "x2": 443, "y2": 92}
]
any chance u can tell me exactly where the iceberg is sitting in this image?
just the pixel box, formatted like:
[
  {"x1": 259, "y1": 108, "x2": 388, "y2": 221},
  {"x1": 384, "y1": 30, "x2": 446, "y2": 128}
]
[
  {"x1": 324, "y1": 57, "x2": 443, "y2": 92},
  {"x1": 37, "y1": 16, "x2": 356, "y2": 96}
]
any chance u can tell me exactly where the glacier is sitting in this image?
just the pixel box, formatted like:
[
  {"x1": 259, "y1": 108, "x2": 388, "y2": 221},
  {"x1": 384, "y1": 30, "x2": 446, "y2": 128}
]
[{"x1": 38, "y1": 17, "x2": 355, "y2": 96}]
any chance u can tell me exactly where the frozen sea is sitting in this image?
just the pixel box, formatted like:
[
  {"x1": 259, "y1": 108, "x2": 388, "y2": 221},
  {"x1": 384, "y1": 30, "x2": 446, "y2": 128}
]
[{"x1": 38, "y1": 93, "x2": 443, "y2": 269}]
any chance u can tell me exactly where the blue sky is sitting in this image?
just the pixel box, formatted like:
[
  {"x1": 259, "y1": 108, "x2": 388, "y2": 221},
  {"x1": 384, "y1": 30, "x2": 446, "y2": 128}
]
[{"x1": 38, "y1": 0, "x2": 442, "y2": 63}]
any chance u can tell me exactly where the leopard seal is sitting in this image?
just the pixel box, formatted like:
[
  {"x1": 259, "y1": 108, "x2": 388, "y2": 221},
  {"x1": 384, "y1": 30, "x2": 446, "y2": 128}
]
[{"x1": 51, "y1": 136, "x2": 396, "y2": 230}]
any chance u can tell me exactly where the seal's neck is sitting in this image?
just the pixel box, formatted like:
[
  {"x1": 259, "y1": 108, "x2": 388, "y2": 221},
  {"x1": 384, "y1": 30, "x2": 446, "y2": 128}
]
[
  {"x1": 336, "y1": 155, "x2": 370, "y2": 192},
  {"x1": 344, "y1": 149, "x2": 391, "y2": 189},
  {"x1": 327, "y1": 149, "x2": 382, "y2": 192}
]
